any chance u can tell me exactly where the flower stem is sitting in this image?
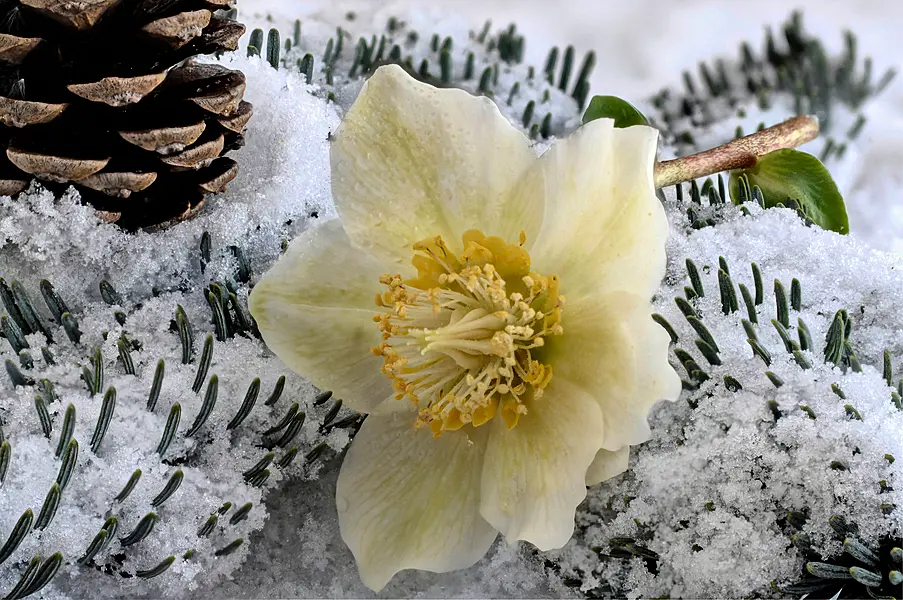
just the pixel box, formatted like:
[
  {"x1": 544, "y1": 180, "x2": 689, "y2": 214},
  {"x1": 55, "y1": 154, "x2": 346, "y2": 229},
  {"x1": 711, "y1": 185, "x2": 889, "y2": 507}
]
[{"x1": 653, "y1": 115, "x2": 820, "y2": 189}]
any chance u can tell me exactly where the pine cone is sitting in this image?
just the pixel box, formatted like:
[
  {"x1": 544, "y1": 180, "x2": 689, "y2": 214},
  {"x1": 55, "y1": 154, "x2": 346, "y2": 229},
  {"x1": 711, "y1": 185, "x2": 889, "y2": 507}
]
[{"x1": 0, "y1": 0, "x2": 252, "y2": 230}]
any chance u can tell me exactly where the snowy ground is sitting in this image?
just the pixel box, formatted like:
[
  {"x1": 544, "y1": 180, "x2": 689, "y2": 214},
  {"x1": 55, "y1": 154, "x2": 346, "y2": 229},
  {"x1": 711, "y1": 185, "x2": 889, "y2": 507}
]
[{"x1": 0, "y1": 1, "x2": 901, "y2": 598}]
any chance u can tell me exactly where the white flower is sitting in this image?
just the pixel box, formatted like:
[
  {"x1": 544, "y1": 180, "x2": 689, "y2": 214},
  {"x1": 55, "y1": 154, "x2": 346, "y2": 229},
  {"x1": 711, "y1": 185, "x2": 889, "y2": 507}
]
[{"x1": 249, "y1": 65, "x2": 680, "y2": 591}]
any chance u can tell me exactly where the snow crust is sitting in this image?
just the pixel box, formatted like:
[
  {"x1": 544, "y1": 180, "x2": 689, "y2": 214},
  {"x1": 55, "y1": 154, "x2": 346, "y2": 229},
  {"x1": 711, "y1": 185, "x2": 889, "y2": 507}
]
[{"x1": 0, "y1": 3, "x2": 900, "y2": 598}]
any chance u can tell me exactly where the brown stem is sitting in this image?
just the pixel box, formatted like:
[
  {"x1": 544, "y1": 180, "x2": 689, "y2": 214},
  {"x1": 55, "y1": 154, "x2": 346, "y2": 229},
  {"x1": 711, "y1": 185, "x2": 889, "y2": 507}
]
[{"x1": 653, "y1": 115, "x2": 820, "y2": 189}]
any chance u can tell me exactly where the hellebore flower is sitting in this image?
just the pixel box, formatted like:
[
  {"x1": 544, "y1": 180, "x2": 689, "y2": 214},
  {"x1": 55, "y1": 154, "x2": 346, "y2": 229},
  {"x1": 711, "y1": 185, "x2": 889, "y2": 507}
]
[{"x1": 249, "y1": 64, "x2": 680, "y2": 591}]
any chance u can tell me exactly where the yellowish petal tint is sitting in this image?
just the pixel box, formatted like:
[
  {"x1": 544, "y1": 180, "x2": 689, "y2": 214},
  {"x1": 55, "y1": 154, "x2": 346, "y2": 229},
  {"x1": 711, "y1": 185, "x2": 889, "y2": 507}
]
[
  {"x1": 526, "y1": 118, "x2": 668, "y2": 303},
  {"x1": 479, "y1": 379, "x2": 605, "y2": 550},
  {"x1": 542, "y1": 291, "x2": 681, "y2": 451},
  {"x1": 330, "y1": 64, "x2": 541, "y2": 267},
  {"x1": 248, "y1": 220, "x2": 396, "y2": 414},
  {"x1": 336, "y1": 413, "x2": 497, "y2": 592},
  {"x1": 585, "y1": 446, "x2": 630, "y2": 487}
]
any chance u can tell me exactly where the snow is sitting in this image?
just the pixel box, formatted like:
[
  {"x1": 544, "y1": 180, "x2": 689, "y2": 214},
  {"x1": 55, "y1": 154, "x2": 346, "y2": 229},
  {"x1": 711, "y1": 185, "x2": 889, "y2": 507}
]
[
  {"x1": 0, "y1": 1, "x2": 901, "y2": 598},
  {"x1": 547, "y1": 205, "x2": 903, "y2": 598},
  {"x1": 0, "y1": 282, "x2": 358, "y2": 596}
]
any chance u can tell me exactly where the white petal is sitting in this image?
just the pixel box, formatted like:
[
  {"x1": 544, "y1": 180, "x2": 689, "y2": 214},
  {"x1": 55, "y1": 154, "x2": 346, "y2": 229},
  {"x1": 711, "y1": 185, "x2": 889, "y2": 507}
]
[
  {"x1": 585, "y1": 446, "x2": 630, "y2": 487},
  {"x1": 542, "y1": 291, "x2": 681, "y2": 451},
  {"x1": 527, "y1": 119, "x2": 668, "y2": 302},
  {"x1": 331, "y1": 64, "x2": 541, "y2": 266},
  {"x1": 336, "y1": 413, "x2": 497, "y2": 591},
  {"x1": 249, "y1": 219, "x2": 396, "y2": 413},
  {"x1": 479, "y1": 378, "x2": 605, "y2": 550}
]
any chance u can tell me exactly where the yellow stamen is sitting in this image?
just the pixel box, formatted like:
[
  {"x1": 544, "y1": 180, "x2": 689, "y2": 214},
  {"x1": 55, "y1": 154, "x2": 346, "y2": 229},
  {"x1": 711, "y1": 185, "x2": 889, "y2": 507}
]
[{"x1": 372, "y1": 230, "x2": 564, "y2": 436}]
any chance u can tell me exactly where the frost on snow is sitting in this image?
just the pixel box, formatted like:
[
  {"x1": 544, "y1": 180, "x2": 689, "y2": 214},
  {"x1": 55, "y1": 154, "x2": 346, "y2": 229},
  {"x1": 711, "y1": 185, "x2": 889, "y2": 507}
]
[
  {"x1": 0, "y1": 7, "x2": 901, "y2": 600},
  {"x1": 548, "y1": 205, "x2": 903, "y2": 598}
]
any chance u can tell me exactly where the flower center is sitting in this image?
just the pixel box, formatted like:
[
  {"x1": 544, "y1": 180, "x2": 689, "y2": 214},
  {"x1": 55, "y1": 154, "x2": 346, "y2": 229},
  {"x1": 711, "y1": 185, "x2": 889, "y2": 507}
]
[{"x1": 372, "y1": 230, "x2": 564, "y2": 437}]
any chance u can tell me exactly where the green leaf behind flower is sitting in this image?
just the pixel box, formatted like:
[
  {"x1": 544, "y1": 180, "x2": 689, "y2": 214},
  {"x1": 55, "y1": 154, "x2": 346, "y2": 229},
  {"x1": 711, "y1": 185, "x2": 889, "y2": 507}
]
[
  {"x1": 729, "y1": 149, "x2": 849, "y2": 234},
  {"x1": 582, "y1": 95, "x2": 648, "y2": 128}
]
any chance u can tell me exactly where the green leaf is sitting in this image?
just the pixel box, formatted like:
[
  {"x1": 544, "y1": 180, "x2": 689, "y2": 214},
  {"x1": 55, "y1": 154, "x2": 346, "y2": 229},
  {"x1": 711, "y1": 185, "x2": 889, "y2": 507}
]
[
  {"x1": 582, "y1": 95, "x2": 648, "y2": 128},
  {"x1": 729, "y1": 149, "x2": 849, "y2": 234}
]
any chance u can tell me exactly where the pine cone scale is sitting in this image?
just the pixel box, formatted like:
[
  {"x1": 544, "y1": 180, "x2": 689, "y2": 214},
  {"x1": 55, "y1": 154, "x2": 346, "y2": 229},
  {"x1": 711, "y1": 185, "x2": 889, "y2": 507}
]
[
  {"x1": 160, "y1": 132, "x2": 223, "y2": 168},
  {"x1": 7, "y1": 148, "x2": 109, "y2": 181},
  {"x1": 79, "y1": 170, "x2": 157, "y2": 196},
  {"x1": 0, "y1": 34, "x2": 43, "y2": 64},
  {"x1": 197, "y1": 156, "x2": 236, "y2": 193},
  {"x1": 142, "y1": 9, "x2": 211, "y2": 48},
  {"x1": 0, "y1": 179, "x2": 28, "y2": 195},
  {"x1": 217, "y1": 100, "x2": 251, "y2": 132},
  {"x1": 0, "y1": 97, "x2": 68, "y2": 127},
  {"x1": 119, "y1": 121, "x2": 207, "y2": 154},
  {"x1": 168, "y1": 62, "x2": 246, "y2": 115},
  {"x1": 190, "y1": 86, "x2": 242, "y2": 115},
  {"x1": 20, "y1": 0, "x2": 122, "y2": 30},
  {"x1": 67, "y1": 72, "x2": 168, "y2": 106},
  {"x1": 190, "y1": 16, "x2": 243, "y2": 52}
]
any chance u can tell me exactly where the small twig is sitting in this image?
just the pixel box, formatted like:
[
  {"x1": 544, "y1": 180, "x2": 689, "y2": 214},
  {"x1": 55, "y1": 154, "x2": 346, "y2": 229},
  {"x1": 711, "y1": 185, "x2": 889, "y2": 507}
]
[{"x1": 653, "y1": 115, "x2": 819, "y2": 188}]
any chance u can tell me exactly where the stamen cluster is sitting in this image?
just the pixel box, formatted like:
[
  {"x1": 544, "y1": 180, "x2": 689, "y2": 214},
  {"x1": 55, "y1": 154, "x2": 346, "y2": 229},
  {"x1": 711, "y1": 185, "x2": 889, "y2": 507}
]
[{"x1": 372, "y1": 231, "x2": 564, "y2": 436}]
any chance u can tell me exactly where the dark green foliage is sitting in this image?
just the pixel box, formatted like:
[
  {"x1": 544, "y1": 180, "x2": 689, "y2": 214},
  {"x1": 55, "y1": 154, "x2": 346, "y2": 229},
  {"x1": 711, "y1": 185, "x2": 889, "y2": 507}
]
[
  {"x1": 774, "y1": 280, "x2": 790, "y2": 327},
  {"x1": 186, "y1": 375, "x2": 218, "y2": 437},
  {"x1": 782, "y1": 516, "x2": 901, "y2": 599},
  {"x1": 136, "y1": 556, "x2": 176, "y2": 578},
  {"x1": 34, "y1": 395, "x2": 51, "y2": 438},
  {"x1": 300, "y1": 53, "x2": 314, "y2": 84},
  {"x1": 192, "y1": 335, "x2": 214, "y2": 394},
  {"x1": 264, "y1": 376, "x2": 286, "y2": 406},
  {"x1": 729, "y1": 150, "x2": 849, "y2": 234},
  {"x1": 214, "y1": 538, "x2": 244, "y2": 556},
  {"x1": 78, "y1": 517, "x2": 118, "y2": 565},
  {"x1": 228, "y1": 378, "x2": 261, "y2": 429},
  {"x1": 120, "y1": 513, "x2": 158, "y2": 547},
  {"x1": 685, "y1": 259, "x2": 704, "y2": 298},
  {"x1": 54, "y1": 404, "x2": 75, "y2": 458},
  {"x1": 0, "y1": 509, "x2": 33, "y2": 565},
  {"x1": 248, "y1": 28, "x2": 263, "y2": 57},
  {"x1": 652, "y1": 12, "x2": 894, "y2": 153},
  {"x1": 652, "y1": 314, "x2": 678, "y2": 344},
  {"x1": 56, "y1": 440, "x2": 78, "y2": 492},
  {"x1": 34, "y1": 483, "x2": 61, "y2": 530},
  {"x1": 229, "y1": 503, "x2": 253, "y2": 526},
  {"x1": 558, "y1": 45, "x2": 574, "y2": 91},
  {"x1": 147, "y1": 360, "x2": 165, "y2": 412},
  {"x1": 718, "y1": 269, "x2": 738, "y2": 314},
  {"x1": 263, "y1": 403, "x2": 299, "y2": 436},
  {"x1": 156, "y1": 403, "x2": 181, "y2": 457},
  {"x1": 114, "y1": 469, "x2": 142, "y2": 503},
  {"x1": 5, "y1": 552, "x2": 63, "y2": 599},
  {"x1": 151, "y1": 470, "x2": 184, "y2": 507},
  {"x1": 90, "y1": 387, "x2": 116, "y2": 453},
  {"x1": 266, "y1": 28, "x2": 281, "y2": 69}
]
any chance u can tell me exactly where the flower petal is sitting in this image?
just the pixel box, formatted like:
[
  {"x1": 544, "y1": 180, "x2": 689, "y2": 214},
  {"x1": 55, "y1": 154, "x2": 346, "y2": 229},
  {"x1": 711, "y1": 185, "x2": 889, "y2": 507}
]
[
  {"x1": 336, "y1": 413, "x2": 497, "y2": 592},
  {"x1": 248, "y1": 219, "x2": 395, "y2": 413},
  {"x1": 541, "y1": 291, "x2": 681, "y2": 451},
  {"x1": 527, "y1": 119, "x2": 668, "y2": 301},
  {"x1": 479, "y1": 378, "x2": 605, "y2": 550},
  {"x1": 331, "y1": 64, "x2": 541, "y2": 266},
  {"x1": 585, "y1": 446, "x2": 630, "y2": 487}
]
